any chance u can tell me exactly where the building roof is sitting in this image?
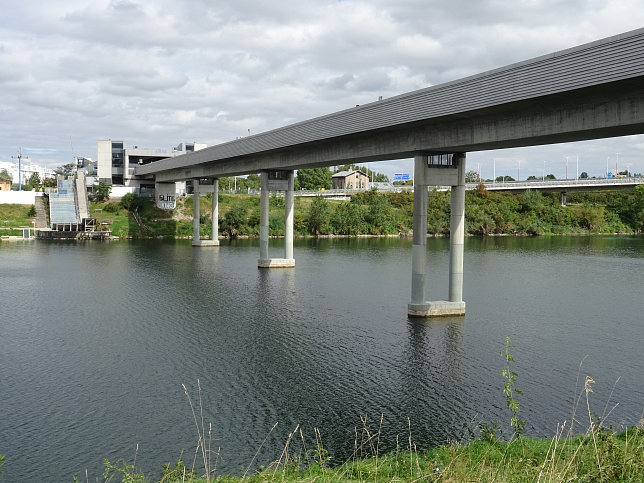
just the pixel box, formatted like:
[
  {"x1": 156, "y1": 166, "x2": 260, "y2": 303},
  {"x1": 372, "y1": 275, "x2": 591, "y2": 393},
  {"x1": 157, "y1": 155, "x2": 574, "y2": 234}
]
[{"x1": 332, "y1": 170, "x2": 366, "y2": 178}]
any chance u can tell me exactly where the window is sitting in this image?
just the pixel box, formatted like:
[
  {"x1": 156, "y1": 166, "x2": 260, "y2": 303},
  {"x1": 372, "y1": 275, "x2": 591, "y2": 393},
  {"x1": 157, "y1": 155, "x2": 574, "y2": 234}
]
[
  {"x1": 268, "y1": 170, "x2": 289, "y2": 180},
  {"x1": 428, "y1": 153, "x2": 455, "y2": 167}
]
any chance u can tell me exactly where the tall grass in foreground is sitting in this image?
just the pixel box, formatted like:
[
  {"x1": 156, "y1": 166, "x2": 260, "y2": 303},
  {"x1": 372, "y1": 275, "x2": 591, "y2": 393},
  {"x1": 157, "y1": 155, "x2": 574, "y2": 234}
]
[
  {"x1": 98, "y1": 381, "x2": 643, "y2": 482},
  {"x1": 97, "y1": 343, "x2": 643, "y2": 482}
]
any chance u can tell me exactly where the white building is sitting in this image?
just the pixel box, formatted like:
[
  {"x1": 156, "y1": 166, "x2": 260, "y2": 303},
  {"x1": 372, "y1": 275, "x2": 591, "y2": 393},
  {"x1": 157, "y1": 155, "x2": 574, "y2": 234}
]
[
  {"x1": 0, "y1": 160, "x2": 56, "y2": 187},
  {"x1": 97, "y1": 140, "x2": 206, "y2": 195}
]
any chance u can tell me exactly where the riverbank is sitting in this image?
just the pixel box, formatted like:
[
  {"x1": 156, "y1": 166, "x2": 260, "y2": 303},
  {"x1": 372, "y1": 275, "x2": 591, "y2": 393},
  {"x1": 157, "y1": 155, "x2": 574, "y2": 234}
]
[
  {"x1": 100, "y1": 425, "x2": 644, "y2": 482},
  {"x1": 1, "y1": 185, "x2": 643, "y2": 239},
  {"x1": 91, "y1": 186, "x2": 644, "y2": 239}
]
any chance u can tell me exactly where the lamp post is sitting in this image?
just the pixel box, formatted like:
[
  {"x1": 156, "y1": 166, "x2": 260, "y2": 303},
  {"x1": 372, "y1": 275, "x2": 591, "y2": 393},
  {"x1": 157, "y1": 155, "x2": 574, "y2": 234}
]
[{"x1": 11, "y1": 148, "x2": 28, "y2": 191}]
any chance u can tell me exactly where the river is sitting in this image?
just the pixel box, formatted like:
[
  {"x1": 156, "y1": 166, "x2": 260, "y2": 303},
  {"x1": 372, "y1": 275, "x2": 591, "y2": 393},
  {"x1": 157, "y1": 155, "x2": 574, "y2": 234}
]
[{"x1": 1, "y1": 236, "x2": 642, "y2": 480}]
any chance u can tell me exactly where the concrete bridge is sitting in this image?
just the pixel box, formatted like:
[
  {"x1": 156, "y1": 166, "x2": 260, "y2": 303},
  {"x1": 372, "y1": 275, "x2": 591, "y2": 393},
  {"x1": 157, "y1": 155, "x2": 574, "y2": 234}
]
[{"x1": 136, "y1": 28, "x2": 644, "y2": 317}]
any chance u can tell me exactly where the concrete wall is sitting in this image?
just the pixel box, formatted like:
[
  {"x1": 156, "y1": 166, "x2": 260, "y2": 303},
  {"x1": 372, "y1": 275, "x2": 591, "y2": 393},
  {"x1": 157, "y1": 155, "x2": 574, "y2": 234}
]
[
  {"x1": 97, "y1": 140, "x2": 113, "y2": 183},
  {"x1": 0, "y1": 190, "x2": 38, "y2": 204}
]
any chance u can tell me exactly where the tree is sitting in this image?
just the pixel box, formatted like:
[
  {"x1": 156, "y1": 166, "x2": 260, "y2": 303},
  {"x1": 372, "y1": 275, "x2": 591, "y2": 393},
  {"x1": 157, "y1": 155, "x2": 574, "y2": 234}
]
[
  {"x1": 221, "y1": 202, "x2": 248, "y2": 237},
  {"x1": 331, "y1": 202, "x2": 364, "y2": 235},
  {"x1": 365, "y1": 193, "x2": 396, "y2": 234},
  {"x1": 43, "y1": 176, "x2": 57, "y2": 188},
  {"x1": 120, "y1": 193, "x2": 147, "y2": 212},
  {"x1": 55, "y1": 163, "x2": 75, "y2": 176},
  {"x1": 306, "y1": 196, "x2": 331, "y2": 235},
  {"x1": 0, "y1": 168, "x2": 12, "y2": 182},
  {"x1": 465, "y1": 169, "x2": 480, "y2": 183},
  {"x1": 495, "y1": 175, "x2": 515, "y2": 182},
  {"x1": 545, "y1": 174, "x2": 556, "y2": 180},
  {"x1": 579, "y1": 171, "x2": 589, "y2": 179},
  {"x1": 297, "y1": 167, "x2": 332, "y2": 190},
  {"x1": 24, "y1": 172, "x2": 41, "y2": 191},
  {"x1": 94, "y1": 181, "x2": 111, "y2": 201},
  {"x1": 245, "y1": 173, "x2": 261, "y2": 190}
]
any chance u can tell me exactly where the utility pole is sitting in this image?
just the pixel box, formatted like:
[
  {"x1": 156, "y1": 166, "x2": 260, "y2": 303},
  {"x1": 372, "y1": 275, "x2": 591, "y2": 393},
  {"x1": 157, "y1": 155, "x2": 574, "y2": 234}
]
[{"x1": 11, "y1": 148, "x2": 28, "y2": 191}]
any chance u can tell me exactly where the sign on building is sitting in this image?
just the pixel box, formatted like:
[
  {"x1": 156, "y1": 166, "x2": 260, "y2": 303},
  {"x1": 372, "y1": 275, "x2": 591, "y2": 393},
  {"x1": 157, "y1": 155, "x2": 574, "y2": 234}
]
[{"x1": 156, "y1": 182, "x2": 176, "y2": 210}]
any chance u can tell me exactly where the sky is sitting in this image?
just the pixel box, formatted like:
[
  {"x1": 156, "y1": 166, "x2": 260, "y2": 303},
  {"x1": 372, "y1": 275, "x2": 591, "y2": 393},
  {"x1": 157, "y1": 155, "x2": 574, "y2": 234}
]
[{"x1": 1, "y1": 0, "x2": 644, "y2": 181}]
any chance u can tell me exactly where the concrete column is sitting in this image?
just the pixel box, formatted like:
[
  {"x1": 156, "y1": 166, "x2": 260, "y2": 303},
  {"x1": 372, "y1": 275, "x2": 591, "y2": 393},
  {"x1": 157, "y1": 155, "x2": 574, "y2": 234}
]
[
  {"x1": 259, "y1": 172, "x2": 269, "y2": 261},
  {"x1": 449, "y1": 153, "x2": 466, "y2": 302},
  {"x1": 212, "y1": 178, "x2": 219, "y2": 243},
  {"x1": 192, "y1": 178, "x2": 200, "y2": 244},
  {"x1": 284, "y1": 171, "x2": 294, "y2": 260},
  {"x1": 560, "y1": 191, "x2": 567, "y2": 206},
  {"x1": 410, "y1": 154, "x2": 428, "y2": 306}
]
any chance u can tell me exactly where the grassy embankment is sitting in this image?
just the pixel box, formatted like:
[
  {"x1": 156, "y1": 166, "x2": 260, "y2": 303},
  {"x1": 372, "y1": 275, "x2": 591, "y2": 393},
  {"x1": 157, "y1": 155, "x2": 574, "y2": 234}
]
[
  {"x1": 0, "y1": 203, "x2": 35, "y2": 236},
  {"x1": 82, "y1": 186, "x2": 644, "y2": 238},
  {"x1": 2, "y1": 185, "x2": 643, "y2": 239}
]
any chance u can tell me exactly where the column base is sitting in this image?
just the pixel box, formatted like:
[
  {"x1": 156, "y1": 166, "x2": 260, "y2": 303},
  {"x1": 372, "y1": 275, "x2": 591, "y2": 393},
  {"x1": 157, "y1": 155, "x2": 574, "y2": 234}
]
[
  {"x1": 192, "y1": 239, "x2": 220, "y2": 247},
  {"x1": 258, "y1": 258, "x2": 295, "y2": 268},
  {"x1": 408, "y1": 300, "x2": 466, "y2": 317}
]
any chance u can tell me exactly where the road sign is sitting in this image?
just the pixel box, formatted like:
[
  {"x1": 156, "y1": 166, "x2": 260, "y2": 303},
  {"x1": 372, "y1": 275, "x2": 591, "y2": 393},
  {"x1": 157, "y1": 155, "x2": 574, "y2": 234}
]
[{"x1": 394, "y1": 173, "x2": 410, "y2": 180}]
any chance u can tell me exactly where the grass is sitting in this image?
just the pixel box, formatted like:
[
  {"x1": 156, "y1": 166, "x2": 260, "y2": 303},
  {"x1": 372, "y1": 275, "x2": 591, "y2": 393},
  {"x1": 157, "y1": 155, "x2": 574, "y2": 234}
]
[
  {"x1": 0, "y1": 203, "x2": 35, "y2": 228},
  {"x1": 97, "y1": 372, "x2": 643, "y2": 483}
]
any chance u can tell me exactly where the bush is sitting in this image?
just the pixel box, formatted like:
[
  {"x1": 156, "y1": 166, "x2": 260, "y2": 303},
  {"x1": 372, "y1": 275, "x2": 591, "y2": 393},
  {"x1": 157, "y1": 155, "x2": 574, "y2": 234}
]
[
  {"x1": 120, "y1": 193, "x2": 147, "y2": 212},
  {"x1": 307, "y1": 196, "x2": 331, "y2": 235},
  {"x1": 221, "y1": 202, "x2": 248, "y2": 238}
]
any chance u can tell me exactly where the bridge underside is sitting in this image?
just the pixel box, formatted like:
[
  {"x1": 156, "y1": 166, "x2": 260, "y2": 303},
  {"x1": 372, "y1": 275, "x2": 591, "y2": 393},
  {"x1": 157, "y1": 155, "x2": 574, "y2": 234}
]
[{"x1": 150, "y1": 79, "x2": 644, "y2": 183}]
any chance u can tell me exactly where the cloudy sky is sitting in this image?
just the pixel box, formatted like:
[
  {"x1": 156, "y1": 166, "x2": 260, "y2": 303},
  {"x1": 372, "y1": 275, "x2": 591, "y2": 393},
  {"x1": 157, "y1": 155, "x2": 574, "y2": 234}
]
[{"x1": 1, "y1": 0, "x2": 643, "y2": 180}]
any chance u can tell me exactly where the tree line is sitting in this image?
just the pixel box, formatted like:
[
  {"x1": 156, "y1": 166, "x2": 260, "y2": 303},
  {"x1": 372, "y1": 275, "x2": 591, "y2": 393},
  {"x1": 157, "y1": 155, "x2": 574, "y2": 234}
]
[
  {"x1": 86, "y1": 183, "x2": 644, "y2": 239},
  {"x1": 210, "y1": 185, "x2": 644, "y2": 238}
]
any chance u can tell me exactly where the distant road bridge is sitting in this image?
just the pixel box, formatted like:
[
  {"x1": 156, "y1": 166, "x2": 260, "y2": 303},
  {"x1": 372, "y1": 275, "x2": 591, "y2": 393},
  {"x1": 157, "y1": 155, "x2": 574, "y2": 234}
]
[
  {"x1": 295, "y1": 177, "x2": 644, "y2": 198},
  {"x1": 136, "y1": 28, "x2": 644, "y2": 317},
  {"x1": 476, "y1": 177, "x2": 644, "y2": 192}
]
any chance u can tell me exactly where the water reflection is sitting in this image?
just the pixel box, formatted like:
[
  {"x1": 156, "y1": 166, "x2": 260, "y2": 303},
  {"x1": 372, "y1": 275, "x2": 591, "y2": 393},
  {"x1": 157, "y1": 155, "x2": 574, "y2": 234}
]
[{"x1": 1, "y1": 237, "x2": 642, "y2": 481}]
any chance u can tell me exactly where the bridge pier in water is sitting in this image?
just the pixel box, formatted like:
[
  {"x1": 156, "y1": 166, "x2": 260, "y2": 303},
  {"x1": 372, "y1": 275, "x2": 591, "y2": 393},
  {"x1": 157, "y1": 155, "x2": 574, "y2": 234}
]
[
  {"x1": 408, "y1": 153, "x2": 466, "y2": 317},
  {"x1": 258, "y1": 170, "x2": 295, "y2": 268},
  {"x1": 191, "y1": 178, "x2": 220, "y2": 247}
]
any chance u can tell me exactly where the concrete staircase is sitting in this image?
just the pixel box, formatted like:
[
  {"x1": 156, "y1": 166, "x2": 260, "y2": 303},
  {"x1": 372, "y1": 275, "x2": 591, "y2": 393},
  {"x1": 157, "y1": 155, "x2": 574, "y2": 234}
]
[
  {"x1": 34, "y1": 195, "x2": 49, "y2": 228},
  {"x1": 75, "y1": 171, "x2": 90, "y2": 219}
]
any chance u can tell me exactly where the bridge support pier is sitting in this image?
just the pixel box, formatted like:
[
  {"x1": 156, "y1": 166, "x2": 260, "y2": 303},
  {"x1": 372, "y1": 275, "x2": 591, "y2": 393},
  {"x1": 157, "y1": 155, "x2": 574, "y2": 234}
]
[
  {"x1": 258, "y1": 170, "x2": 295, "y2": 268},
  {"x1": 192, "y1": 178, "x2": 220, "y2": 246},
  {"x1": 560, "y1": 191, "x2": 567, "y2": 207},
  {"x1": 408, "y1": 153, "x2": 466, "y2": 317}
]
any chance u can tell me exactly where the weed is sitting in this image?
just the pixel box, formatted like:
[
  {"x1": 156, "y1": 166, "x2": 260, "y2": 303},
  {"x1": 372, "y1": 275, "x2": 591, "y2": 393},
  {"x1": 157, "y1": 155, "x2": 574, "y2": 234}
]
[
  {"x1": 501, "y1": 336, "x2": 525, "y2": 438},
  {"x1": 479, "y1": 421, "x2": 500, "y2": 444},
  {"x1": 182, "y1": 380, "x2": 220, "y2": 482},
  {"x1": 103, "y1": 445, "x2": 144, "y2": 482}
]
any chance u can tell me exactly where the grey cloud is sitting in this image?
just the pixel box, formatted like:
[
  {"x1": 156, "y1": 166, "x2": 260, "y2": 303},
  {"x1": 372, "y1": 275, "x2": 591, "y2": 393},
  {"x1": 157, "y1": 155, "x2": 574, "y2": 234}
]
[{"x1": 1, "y1": 0, "x2": 643, "y2": 176}]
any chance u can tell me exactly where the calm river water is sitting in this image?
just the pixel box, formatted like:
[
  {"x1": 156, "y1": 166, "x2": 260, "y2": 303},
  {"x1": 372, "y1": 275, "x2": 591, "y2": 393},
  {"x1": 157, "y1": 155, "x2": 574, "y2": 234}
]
[{"x1": 1, "y1": 236, "x2": 643, "y2": 480}]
